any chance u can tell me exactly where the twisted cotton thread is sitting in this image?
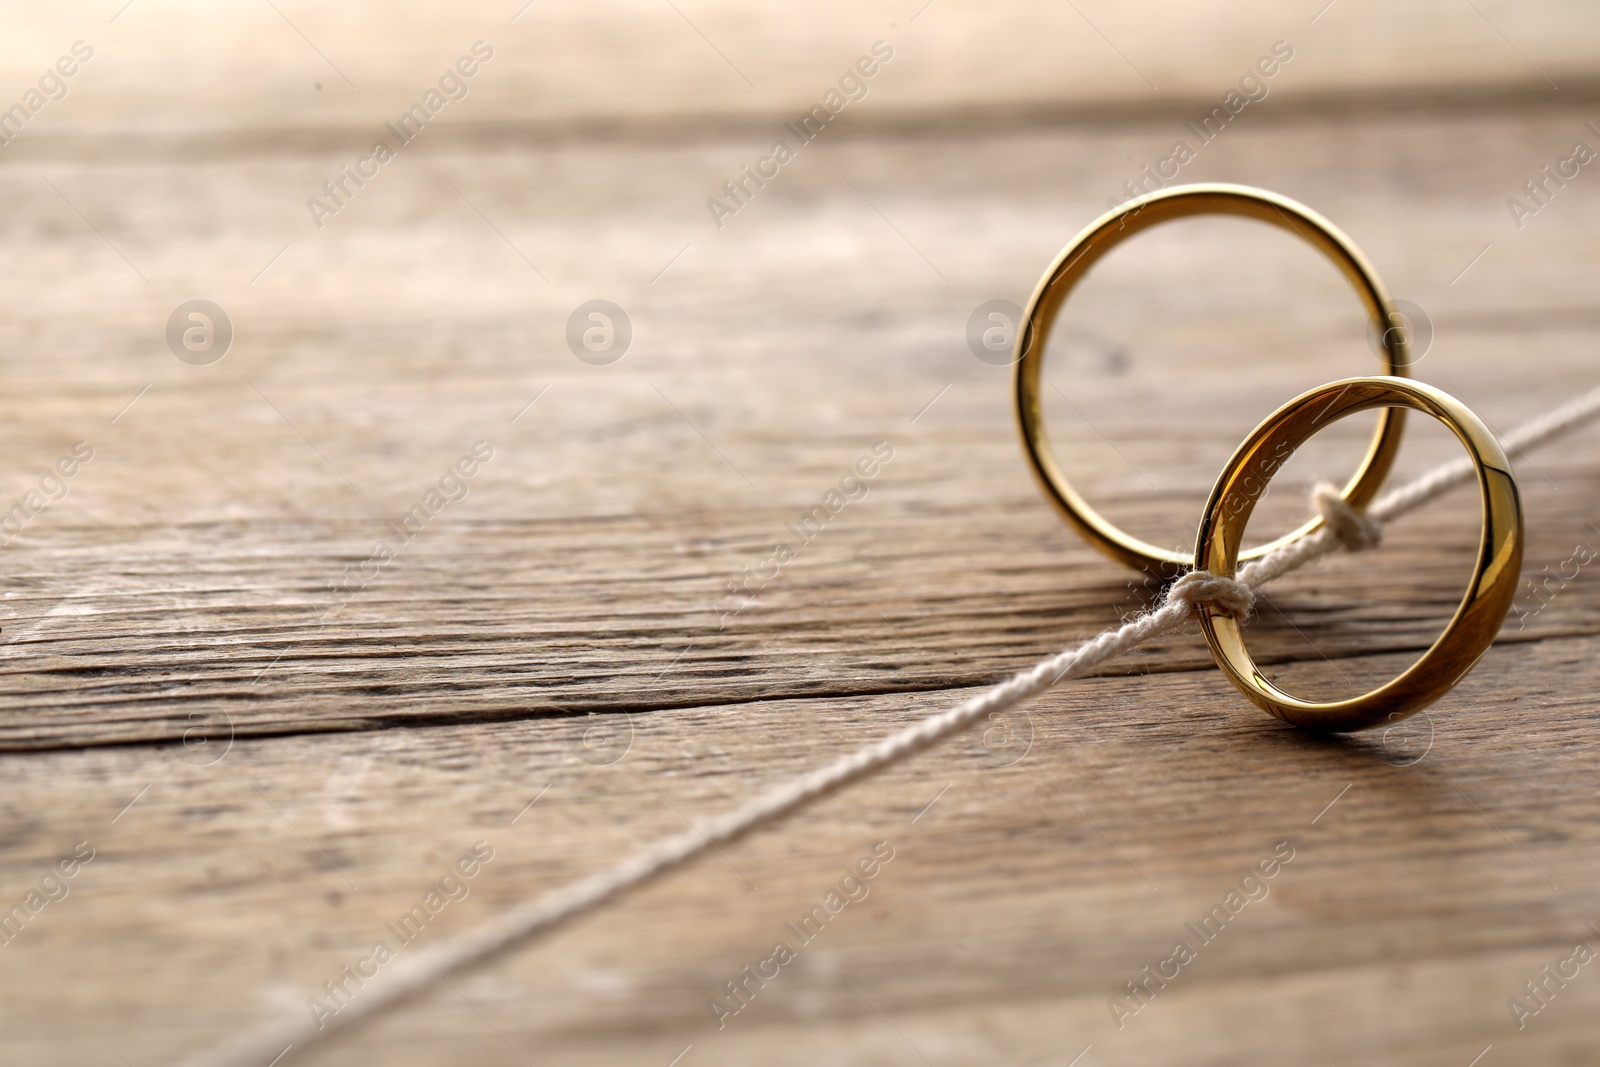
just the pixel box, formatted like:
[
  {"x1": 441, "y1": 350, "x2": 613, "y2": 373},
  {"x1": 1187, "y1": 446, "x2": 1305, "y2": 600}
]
[{"x1": 178, "y1": 382, "x2": 1600, "y2": 1067}]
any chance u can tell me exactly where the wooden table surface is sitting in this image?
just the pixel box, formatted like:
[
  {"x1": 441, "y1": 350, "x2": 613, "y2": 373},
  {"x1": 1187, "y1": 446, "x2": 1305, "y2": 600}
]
[{"x1": 3, "y1": 3, "x2": 1600, "y2": 1065}]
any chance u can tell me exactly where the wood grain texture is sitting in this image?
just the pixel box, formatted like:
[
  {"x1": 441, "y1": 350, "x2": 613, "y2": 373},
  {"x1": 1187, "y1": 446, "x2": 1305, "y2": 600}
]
[
  {"x1": 4, "y1": 637, "x2": 1600, "y2": 1065},
  {"x1": 2, "y1": 3, "x2": 1600, "y2": 1065}
]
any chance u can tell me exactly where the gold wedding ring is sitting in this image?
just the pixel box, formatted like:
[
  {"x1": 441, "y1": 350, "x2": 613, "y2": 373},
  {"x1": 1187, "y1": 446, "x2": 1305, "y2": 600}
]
[
  {"x1": 1193, "y1": 376, "x2": 1522, "y2": 732},
  {"x1": 1014, "y1": 183, "x2": 1412, "y2": 578}
]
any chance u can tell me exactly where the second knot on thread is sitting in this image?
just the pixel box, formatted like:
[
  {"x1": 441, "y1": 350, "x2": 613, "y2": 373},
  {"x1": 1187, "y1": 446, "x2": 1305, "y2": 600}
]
[
  {"x1": 1313, "y1": 481, "x2": 1383, "y2": 552},
  {"x1": 1165, "y1": 570, "x2": 1255, "y2": 621}
]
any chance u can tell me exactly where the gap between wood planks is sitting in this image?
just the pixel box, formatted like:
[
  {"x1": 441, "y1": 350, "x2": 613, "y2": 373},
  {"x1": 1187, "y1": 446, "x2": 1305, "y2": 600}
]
[
  {"x1": 7, "y1": 76, "x2": 1600, "y2": 161},
  {"x1": 2, "y1": 626, "x2": 1585, "y2": 758}
]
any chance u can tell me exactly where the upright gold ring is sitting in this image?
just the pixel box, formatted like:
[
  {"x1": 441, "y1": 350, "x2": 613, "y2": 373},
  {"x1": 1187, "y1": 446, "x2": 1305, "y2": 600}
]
[
  {"x1": 1194, "y1": 376, "x2": 1523, "y2": 733},
  {"x1": 1014, "y1": 183, "x2": 1412, "y2": 578}
]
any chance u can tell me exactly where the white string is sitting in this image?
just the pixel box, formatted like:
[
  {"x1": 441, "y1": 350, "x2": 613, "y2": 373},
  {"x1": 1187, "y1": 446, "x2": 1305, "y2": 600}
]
[{"x1": 178, "y1": 382, "x2": 1600, "y2": 1067}]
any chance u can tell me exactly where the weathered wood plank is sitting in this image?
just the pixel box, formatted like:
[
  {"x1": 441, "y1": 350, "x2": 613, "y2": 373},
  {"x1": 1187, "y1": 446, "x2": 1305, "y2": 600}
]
[
  {"x1": 2, "y1": 633, "x2": 1597, "y2": 1064},
  {"x1": 1, "y1": 104, "x2": 1599, "y2": 747}
]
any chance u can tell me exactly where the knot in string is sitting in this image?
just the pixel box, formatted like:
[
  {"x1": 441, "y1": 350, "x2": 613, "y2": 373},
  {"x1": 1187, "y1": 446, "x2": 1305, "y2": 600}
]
[
  {"x1": 1172, "y1": 482, "x2": 1386, "y2": 620},
  {"x1": 1165, "y1": 569, "x2": 1255, "y2": 620},
  {"x1": 175, "y1": 384, "x2": 1600, "y2": 1067},
  {"x1": 1313, "y1": 481, "x2": 1383, "y2": 551}
]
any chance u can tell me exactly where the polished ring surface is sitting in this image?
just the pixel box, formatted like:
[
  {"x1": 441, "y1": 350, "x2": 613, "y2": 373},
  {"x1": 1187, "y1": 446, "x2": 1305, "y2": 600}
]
[
  {"x1": 1194, "y1": 376, "x2": 1522, "y2": 733},
  {"x1": 1014, "y1": 183, "x2": 1412, "y2": 578}
]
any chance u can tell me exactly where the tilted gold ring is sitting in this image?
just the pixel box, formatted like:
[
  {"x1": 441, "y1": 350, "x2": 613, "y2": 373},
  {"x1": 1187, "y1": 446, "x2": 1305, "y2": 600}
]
[
  {"x1": 1193, "y1": 376, "x2": 1522, "y2": 733},
  {"x1": 1014, "y1": 183, "x2": 1412, "y2": 578}
]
